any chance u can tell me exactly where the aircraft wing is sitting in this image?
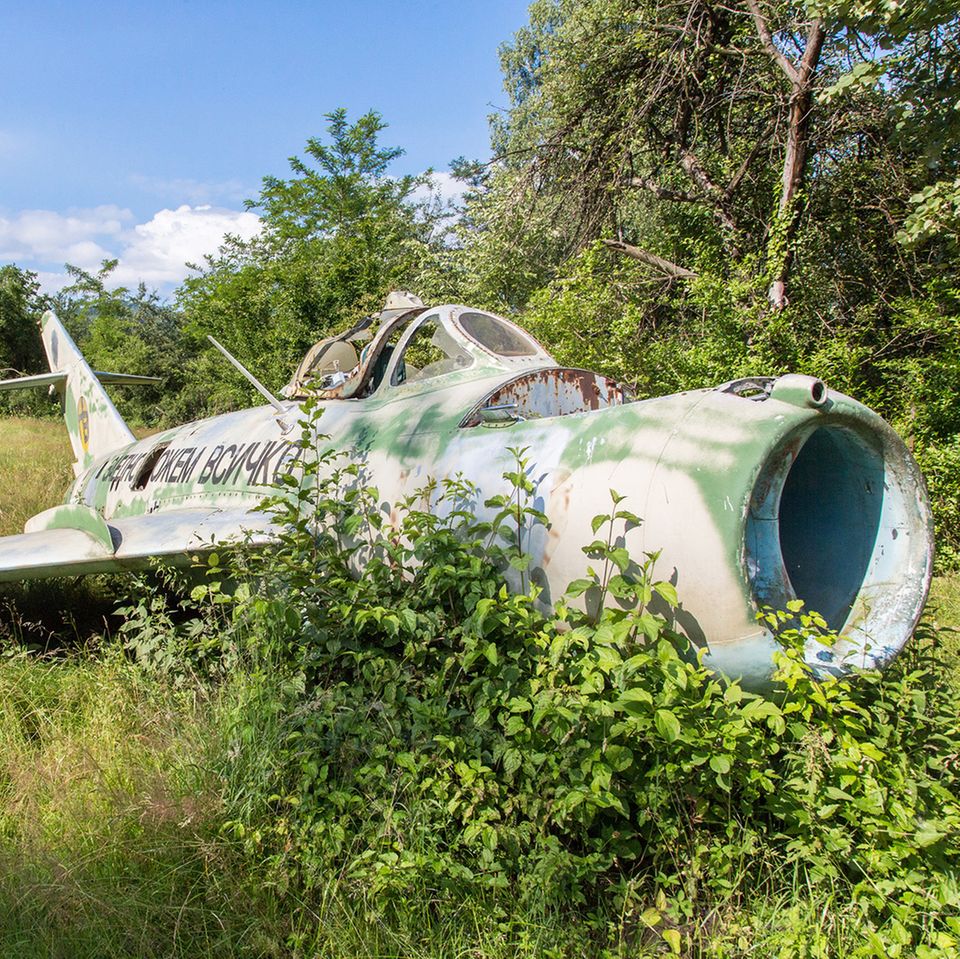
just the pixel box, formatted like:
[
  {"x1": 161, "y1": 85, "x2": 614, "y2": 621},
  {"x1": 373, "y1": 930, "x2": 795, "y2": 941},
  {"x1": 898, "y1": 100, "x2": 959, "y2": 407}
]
[{"x1": 0, "y1": 505, "x2": 276, "y2": 583}]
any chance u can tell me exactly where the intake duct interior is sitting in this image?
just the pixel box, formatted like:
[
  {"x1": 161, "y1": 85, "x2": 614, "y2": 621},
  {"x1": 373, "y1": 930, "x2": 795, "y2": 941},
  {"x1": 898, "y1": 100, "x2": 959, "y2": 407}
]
[{"x1": 745, "y1": 422, "x2": 931, "y2": 669}]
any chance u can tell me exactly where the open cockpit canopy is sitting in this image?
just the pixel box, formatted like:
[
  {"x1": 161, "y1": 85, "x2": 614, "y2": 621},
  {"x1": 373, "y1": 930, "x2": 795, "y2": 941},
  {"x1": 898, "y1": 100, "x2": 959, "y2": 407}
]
[
  {"x1": 282, "y1": 294, "x2": 633, "y2": 424},
  {"x1": 284, "y1": 300, "x2": 555, "y2": 400}
]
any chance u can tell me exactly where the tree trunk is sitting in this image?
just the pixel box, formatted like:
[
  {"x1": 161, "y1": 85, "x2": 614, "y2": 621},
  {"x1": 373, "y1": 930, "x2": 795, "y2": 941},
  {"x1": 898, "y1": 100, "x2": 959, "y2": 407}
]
[{"x1": 746, "y1": 2, "x2": 825, "y2": 310}]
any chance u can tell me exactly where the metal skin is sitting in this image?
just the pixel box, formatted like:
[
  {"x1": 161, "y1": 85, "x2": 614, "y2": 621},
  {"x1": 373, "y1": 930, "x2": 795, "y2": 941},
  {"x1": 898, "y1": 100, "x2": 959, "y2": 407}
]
[{"x1": 0, "y1": 304, "x2": 934, "y2": 688}]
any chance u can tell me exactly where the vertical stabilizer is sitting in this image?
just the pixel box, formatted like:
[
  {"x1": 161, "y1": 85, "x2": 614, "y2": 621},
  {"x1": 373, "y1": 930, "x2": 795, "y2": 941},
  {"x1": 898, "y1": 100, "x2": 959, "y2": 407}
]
[{"x1": 39, "y1": 311, "x2": 135, "y2": 473}]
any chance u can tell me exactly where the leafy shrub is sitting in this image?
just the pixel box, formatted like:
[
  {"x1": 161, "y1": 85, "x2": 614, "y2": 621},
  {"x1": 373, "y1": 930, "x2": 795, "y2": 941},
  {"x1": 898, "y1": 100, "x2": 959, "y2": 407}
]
[
  {"x1": 127, "y1": 402, "x2": 958, "y2": 956},
  {"x1": 116, "y1": 563, "x2": 240, "y2": 680}
]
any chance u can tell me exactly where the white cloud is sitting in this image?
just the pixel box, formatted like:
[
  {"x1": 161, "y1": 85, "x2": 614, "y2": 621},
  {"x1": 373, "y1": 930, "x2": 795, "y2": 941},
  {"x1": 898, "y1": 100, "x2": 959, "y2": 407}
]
[
  {"x1": 34, "y1": 270, "x2": 71, "y2": 292},
  {"x1": 412, "y1": 171, "x2": 470, "y2": 207},
  {"x1": 0, "y1": 205, "x2": 131, "y2": 267},
  {"x1": 0, "y1": 204, "x2": 261, "y2": 294},
  {"x1": 429, "y1": 171, "x2": 470, "y2": 204},
  {"x1": 111, "y1": 205, "x2": 261, "y2": 287}
]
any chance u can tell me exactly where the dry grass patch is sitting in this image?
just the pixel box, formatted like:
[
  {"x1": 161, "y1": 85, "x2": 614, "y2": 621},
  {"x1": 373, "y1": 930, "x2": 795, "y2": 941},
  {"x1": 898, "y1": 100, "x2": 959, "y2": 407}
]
[{"x1": 0, "y1": 417, "x2": 73, "y2": 537}]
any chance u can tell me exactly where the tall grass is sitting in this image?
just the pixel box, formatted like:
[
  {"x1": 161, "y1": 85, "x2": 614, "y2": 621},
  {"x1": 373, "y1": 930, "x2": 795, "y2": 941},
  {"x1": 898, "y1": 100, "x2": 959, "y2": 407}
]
[
  {"x1": 0, "y1": 649, "x2": 275, "y2": 958},
  {"x1": 0, "y1": 418, "x2": 72, "y2": 537},
  {"x1": 0, "y1": 419, "x2": 274, "y2": 953},
  {"x1": 929, "y1": 572, "x2": 960, "y2": 675}
]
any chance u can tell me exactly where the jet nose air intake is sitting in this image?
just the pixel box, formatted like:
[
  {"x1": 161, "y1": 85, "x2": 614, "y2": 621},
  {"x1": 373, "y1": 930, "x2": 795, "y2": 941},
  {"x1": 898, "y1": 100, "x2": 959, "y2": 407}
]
[{"x1": 746, "y1": 415, "x2": 933, "y2": 675}]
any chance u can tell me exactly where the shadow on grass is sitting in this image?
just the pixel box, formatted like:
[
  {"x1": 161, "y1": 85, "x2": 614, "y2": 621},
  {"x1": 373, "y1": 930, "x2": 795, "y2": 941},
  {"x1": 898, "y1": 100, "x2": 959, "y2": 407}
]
[{"x1": 0, "y1": 575, "x2": 136, "y2": 653}]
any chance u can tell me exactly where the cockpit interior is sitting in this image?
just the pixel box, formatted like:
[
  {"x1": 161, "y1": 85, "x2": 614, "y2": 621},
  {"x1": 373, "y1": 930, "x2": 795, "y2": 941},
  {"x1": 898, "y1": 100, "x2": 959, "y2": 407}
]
[{"x1": 283, "y1": 295, "x2": 633, "y2": 424}]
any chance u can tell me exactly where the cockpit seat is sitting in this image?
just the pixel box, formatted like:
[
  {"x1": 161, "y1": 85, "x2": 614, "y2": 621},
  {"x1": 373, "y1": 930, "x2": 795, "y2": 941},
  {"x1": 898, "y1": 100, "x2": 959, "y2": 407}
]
[{"x1": 283, "y1": 339, "x2": 359, "y2": 395}]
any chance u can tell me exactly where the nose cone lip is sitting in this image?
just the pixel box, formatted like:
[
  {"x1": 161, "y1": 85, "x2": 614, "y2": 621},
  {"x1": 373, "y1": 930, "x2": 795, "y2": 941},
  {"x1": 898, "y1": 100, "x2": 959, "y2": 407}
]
[{"x1": 744, "y1": 410, "x2": 933, "y2": 677}]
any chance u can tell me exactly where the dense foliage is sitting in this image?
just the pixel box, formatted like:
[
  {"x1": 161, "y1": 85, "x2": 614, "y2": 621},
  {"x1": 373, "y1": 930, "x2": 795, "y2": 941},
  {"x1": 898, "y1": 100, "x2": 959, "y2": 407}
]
[
  {"x1": 99, "y1": 417, "x2": 960, "y2": 956},
  {"x1": 174, "y1": 109, "x2": 449, "y2": 412}
]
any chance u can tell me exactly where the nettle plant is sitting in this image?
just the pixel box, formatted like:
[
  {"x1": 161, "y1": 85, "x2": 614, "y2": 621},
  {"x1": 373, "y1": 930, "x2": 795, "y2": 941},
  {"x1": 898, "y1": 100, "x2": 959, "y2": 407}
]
[{"x1": 119, "y1": 400, "x2": 960, "y2": 952}]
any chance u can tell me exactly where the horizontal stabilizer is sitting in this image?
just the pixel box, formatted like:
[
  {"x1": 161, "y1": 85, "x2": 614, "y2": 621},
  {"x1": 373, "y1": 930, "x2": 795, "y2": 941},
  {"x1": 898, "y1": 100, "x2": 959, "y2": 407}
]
[
  {"x1": 0, "y1": 528, "x2": 117, "y2": 580},
  {"x1": 0, "y1": 370, "x2": 160, "y2": 391},
  {"x1": 0, "y1": 372, "x2": 67, "y2": 391},
  {"x1": 94, "y1": 371, "x2": 163, "y2": 386}
]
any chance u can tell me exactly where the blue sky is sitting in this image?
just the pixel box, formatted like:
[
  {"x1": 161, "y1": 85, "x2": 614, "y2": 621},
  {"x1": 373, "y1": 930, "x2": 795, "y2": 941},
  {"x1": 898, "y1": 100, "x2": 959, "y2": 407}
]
[{"x1": 1, "y1": 0, "x2": 530, "y2": 293}]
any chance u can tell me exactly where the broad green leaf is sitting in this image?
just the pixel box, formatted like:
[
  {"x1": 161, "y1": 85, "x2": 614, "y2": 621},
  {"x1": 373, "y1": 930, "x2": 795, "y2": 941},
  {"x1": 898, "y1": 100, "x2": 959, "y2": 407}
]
[
  {"x1": 655, "y1": 709, "x2": 681, "y2": 743},
  {"x1": 617, "y1": 688, "x2": 653, "y2": 715},
  {"x1": 503, "y1": 747, "x2": 522, "y2": 776},
  {"x1": 653, "y1": 581, "x2": 678, "y2": 606},
  {"x1": 591, "y1": 513, "x2": 610, "y2": 534},
  {"x1": 709, "y1": 755, "x2": 731, "y2": 775},
  {"x1": 605, "y1": 744, "x2": 633, "y2": 771},
  {"x1": 565, "y1": 578, "x2": 595, "y2": 598}
]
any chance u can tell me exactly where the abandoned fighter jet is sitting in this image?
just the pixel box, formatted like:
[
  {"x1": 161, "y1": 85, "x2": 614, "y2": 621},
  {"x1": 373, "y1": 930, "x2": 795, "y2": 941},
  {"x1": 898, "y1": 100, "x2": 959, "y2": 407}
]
[{"x1": 0, "y1": 293, "x2": 934, "y2": 686}]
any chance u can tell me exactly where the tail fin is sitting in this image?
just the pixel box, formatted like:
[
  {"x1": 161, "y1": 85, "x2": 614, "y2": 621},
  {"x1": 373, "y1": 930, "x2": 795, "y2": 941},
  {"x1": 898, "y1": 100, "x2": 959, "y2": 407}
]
[{"x1": 38, "y1": 311, "x2": 136, "y2": 472}]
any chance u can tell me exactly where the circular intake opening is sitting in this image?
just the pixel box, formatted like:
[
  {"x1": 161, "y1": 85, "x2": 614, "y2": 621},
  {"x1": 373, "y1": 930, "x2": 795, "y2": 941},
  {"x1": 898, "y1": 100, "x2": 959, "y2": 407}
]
[
  {"x1": 745, "y1": 421, "x2": 931, "y2": 669},
  {"x1": 743, "y1": 411, "x2": 933, "y2": 673},
  {"x1": 776, "y1": 427, "x2": 883, "y2": 629}
]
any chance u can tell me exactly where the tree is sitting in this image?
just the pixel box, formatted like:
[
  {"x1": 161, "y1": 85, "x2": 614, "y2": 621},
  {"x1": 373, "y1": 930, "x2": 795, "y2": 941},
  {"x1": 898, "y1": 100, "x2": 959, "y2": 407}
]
[
  {"x1": 818, "y1": 0, "x2": 960, "y2": 253},
  {"x1": 0, "y1": 265, "x2": 47, "y2": 377},
  {"x1": 0, "y1": 265, "x2": 50, "y2": 417},
  {"x1": 482, "y1": 0, "x2": 960, "y2": 566},
  {"x1": 53, "y1": 261, "x2": 191, "y2": 425},
  {"x1": 486, "y1": 0, "x2": 955, "y2": 310},
  {"x1": 178, "y1": 110, "x2": 445, "y2": 409}
]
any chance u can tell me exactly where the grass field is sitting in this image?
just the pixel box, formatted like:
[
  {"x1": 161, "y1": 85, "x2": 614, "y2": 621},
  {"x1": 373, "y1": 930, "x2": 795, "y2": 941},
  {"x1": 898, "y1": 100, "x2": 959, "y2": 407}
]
[
  {"x1": 0, "y1": 418, "x2": 73, "y2": 538},
  {"x1": 929, "y1": 571, "x2": 960, "y2": 680},
  {"x1": 0, "y1": 415, "x2": 957, "y2": 957}
]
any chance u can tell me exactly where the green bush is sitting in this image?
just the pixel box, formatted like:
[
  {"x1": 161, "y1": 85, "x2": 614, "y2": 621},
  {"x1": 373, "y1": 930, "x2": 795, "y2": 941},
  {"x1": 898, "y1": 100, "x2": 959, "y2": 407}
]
[{"x1": 114, "y1": 404, "x2": 960, "y2": 955}]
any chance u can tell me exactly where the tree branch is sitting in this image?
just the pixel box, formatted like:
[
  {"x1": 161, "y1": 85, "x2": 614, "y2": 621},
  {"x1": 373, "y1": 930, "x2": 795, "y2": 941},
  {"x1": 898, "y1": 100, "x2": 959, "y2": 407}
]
[
  {"x1": 745, "y1": 0, "x2": 800, "y2": 84},
  {"x1": 678, "y1": 150, "x2": 740, "y2": 243},
  {"x1": 602, "y1": 239, "x2": 699, "y2": 279},
  {"x1": 750, "y1": 6, "x2": 825, "y2": 309},
  {"x1": 650, "y1": 23, "x2": 748, "y2": 57},
  {"x1": 798, "y1": 17, "x2": 826, "y2": 84}
]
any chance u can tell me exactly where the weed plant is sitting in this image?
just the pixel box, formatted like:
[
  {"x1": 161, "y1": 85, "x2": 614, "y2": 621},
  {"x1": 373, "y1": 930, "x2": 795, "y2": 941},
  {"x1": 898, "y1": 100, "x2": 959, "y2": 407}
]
[{"x1": 109, "y1": 400, "x2": 960, "y2": 956}]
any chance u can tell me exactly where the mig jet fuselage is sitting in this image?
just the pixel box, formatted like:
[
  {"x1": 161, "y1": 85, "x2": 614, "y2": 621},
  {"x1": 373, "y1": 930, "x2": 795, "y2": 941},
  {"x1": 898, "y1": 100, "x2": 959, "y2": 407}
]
[{"x1": 0, "y1": 298, "x2": 934, "y2": 687}]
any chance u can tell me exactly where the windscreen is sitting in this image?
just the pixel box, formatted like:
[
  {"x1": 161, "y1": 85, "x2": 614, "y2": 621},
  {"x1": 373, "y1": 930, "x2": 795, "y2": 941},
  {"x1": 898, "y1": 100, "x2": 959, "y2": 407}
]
[
  {"x1": 392, "y1": 316, "x2": 473, "y2": 384},
  {"x1": 458, "y1": 312, "x2": 539, "y2": 357}
]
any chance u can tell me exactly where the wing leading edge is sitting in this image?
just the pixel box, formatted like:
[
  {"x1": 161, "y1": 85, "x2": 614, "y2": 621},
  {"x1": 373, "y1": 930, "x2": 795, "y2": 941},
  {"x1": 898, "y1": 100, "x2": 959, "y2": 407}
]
[{"x1": 0, "y1": 507, "x2": 276, "y2": 583}]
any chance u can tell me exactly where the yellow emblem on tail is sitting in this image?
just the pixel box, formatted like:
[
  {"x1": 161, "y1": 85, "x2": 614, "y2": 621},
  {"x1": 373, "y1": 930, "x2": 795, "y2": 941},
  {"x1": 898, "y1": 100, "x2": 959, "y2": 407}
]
[{"x1": 77, "y1": 396, "x2": 90, "y2": 452}]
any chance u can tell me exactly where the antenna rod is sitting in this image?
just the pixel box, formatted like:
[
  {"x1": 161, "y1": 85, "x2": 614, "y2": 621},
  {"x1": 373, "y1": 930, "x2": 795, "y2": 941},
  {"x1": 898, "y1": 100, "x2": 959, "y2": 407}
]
[{"x1": 207, "y1": 336, "x2": 288, "y2": 418}]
